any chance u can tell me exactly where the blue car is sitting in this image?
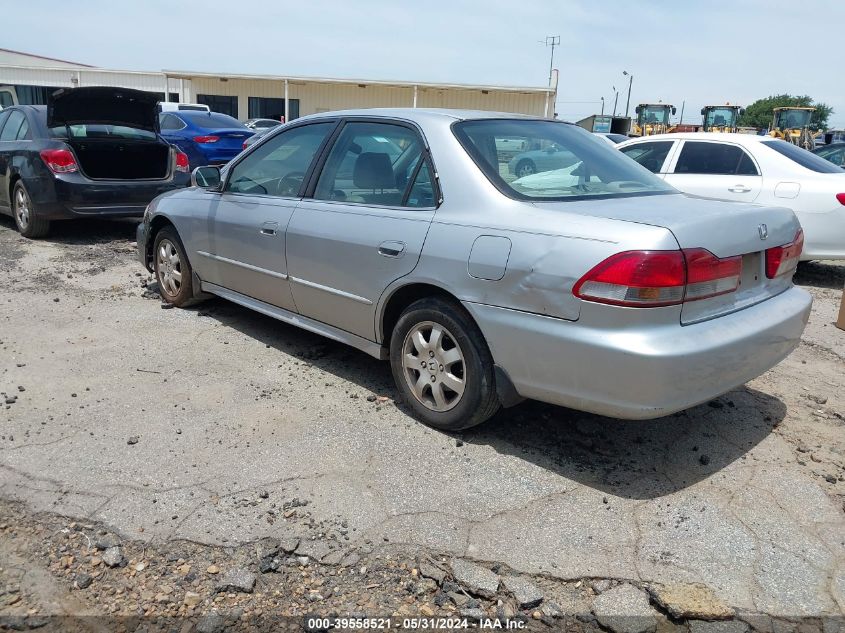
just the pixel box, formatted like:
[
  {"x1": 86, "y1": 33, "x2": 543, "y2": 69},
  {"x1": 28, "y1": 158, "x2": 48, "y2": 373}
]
[{"x1": 158, "y1": 111, "x2": 254, "y2": 168}]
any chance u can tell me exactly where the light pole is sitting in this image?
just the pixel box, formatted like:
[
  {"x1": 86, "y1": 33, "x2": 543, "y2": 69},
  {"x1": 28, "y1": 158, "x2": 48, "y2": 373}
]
[
  {"x1": 623, "y1": 70, "x2": 634, "y2": 118},
  {"x1": 600, "y1": 97, "x2": 605, "y2": 116},
  {"x1": 612, "y1": 86, "x2": 619, "y2": 117},
  {"x1": 544, "y1": 36, "x2": 560, "y2": 86}
]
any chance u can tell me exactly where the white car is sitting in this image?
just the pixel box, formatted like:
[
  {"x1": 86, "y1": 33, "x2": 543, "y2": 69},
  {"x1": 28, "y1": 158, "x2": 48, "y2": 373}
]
[{"x1": 617, "y1": 133, "x2": 845, "y2": 260}]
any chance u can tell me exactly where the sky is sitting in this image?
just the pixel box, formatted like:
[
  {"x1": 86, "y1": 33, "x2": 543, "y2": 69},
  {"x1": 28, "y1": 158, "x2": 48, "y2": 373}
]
[{"x1": 3, "y1": 0, "x2": 844, "y2": 127}]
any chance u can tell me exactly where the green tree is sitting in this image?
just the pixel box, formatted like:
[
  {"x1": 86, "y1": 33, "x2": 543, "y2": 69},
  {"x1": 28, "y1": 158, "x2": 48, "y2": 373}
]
[{"x1": 739, "y1": 94, "x2": 833, "y2": 130}]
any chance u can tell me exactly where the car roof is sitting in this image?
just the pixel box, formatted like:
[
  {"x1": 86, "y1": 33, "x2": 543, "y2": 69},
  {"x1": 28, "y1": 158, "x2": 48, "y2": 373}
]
[
  {"x1": 294, "y1": 107, "x2": 546, "y2": 125},
  {"x1": 619, "y1": 132, "x2": 771, "y2": 146}
]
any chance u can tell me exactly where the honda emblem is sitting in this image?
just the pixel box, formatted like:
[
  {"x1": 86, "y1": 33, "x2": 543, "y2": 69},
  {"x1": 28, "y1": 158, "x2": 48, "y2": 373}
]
[{"x1": 758, "y1": 224, "x2": 768, "y2": 240}]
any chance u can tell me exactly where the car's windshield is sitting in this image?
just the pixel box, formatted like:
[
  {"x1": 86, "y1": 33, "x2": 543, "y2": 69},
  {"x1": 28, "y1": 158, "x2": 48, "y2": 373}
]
[
  {"x1": 638, "y1": 106, "x2": 670, "y2": 125},
  {"x1": 704, "y1": 107, "x2": 737, "y2": 128},
  {"x1": 762, "y1": 140, "x2": 844, "y2": 173},
  {"x1": 49, "y1": 124, "x2": 157, "y2": 140},
  {"x1": 181, "y1": 112, "x2": 246, "y2": 129},
  {"x1": 454, "y1": 119, "x2": 674, "y2": 201}
]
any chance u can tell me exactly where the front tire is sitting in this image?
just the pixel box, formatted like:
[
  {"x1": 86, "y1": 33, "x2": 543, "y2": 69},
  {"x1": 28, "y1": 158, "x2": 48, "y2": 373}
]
[
  {"x1": 153, "y1": 227, "x2": 195, "y2": 307},
  {"x1": 389, "y1": 297, "x2": 500, "y2": 431},
  {"x1": 12, "y1": 182, "x2": 50, "y2": 238}
]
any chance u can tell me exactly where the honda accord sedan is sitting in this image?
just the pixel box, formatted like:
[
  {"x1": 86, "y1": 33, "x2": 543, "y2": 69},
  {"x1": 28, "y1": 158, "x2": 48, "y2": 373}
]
[
  {"x1": 137, "y1": 110, "x2": 811, "y2": 430},
  {"x1": 0, "y1": 87, "x2": 190, "y2": 238}
]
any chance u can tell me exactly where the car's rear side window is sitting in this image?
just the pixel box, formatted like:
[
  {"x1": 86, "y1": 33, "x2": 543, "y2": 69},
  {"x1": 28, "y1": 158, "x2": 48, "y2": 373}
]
[
  {"x1": 314, "y1": 121, "x2": 430, "y2": 208},
  {"x1": 619, "y1": 141, "x2": 674, "y2": 173},
  {"x1": 673, "y1": 141, "x2": 759, "y2": 176},
  {"x1": 763, "y1": 139, "x2": 843, "y2": 173},
  {"x1": 0, "y1": 110, "x2": 26, "y2": 142}
]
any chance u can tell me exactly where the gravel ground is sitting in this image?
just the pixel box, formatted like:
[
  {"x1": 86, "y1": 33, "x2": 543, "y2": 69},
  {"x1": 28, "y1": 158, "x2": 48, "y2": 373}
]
[{"x1": 0, "y1": 216, "x2": 843, "y2": 632}]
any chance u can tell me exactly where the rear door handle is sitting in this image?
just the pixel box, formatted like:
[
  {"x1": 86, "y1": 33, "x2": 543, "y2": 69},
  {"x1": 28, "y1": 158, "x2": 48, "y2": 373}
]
[
  {"x1": 378, "y1": 241, "x2": 406, "y2": 258},
  {"x1": 260, "y1": 221, "x2": 278, "y2": 236},
  {"x1": 728, "y1": 185, "x2": 752, "y2": 193}
]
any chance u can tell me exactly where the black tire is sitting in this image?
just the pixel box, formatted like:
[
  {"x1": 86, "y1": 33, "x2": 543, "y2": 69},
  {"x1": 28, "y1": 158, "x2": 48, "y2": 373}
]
[
  {"x1": 514, "y1": 159, "x2": 536, "y2": 178},
  {"x1": 389, "y1": 297, "x2": 500, "y2": 431},
  {"x1": 152, "y1": 226, "x2": 196, "y2": 307},
  {"x1": 12, "y1": 181, "x2": 50, "y2": 238}
]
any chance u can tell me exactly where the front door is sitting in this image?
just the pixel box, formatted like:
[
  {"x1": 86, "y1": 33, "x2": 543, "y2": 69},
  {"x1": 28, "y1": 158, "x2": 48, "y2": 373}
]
[
  {"x1": 664, "y1": 140, "x2": 762, "y2": 202},
  {"x1": 286, "y1": 120, "x2": 438, "y2": 340},
  {"x1": 200, "y1": 121, "x2": 336, "y2": 311}
]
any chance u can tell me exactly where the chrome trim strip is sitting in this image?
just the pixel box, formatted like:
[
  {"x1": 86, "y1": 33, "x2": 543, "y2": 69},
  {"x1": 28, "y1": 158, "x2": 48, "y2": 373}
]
[
  {"x1": 289, "y1": 275, "x2": 373, "y2": 305},
  {"x1": 196, "y1": 251, "x2": 288, "y2": 280}
]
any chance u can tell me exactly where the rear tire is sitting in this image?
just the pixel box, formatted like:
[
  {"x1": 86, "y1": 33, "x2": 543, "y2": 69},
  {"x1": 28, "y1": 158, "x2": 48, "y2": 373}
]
[
  {"x1": 389, "y1": 297, "x2": 500, "y2": 431},
  {"x1": 153, "y1": 227, "x2": 195, "y2": 307},
  {"x1": 12, "y1": 182, "x2": 50, "y2": 239},
  {"x1": 515, "y1": 159, "x2": 536, "y2": 178}
]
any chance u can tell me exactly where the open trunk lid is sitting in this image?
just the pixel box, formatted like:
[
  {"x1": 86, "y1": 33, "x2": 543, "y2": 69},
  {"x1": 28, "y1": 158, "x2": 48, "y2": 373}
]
[
  {"x1": 48, "y1": 87, "x2": 160, "y2": 133},
  {"x1": 536, "y1": 192, "x2": 802, "y2": 324}
]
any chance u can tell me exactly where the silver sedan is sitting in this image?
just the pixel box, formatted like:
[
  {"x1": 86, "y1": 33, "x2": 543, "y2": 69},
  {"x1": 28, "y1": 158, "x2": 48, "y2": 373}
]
[{"x1": 137, "y1": 109, "x2": 811, "y2": 430}]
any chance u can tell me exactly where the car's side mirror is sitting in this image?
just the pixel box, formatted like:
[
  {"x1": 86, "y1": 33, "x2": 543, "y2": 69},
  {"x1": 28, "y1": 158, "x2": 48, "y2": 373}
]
[{"x1": 192, "y1": 165, "x2": 221, "y2": 189}]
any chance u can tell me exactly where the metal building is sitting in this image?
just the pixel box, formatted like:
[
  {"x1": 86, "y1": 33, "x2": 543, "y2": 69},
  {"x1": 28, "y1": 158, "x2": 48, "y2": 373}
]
[{"x1": 0, "y1": 48, "x2": 558, "y2": 121}]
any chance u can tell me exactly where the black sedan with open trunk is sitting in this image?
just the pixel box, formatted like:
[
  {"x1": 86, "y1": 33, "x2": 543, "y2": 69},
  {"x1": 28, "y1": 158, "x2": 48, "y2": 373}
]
[{"x1": 0, "y1": 87, "x2": 190, "y2": 238}]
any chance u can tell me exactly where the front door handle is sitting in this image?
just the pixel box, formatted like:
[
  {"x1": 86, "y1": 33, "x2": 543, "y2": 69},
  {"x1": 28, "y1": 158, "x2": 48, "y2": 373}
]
[
  {"x1": 728, "y1": 185, "x2": 752, "y2": 193},
  {"x1": 378, "y1": 240, "x2": 406, "y2": 258},
  {"x1": 260, "y1": 221, "x2": 278, "y2": 236}
]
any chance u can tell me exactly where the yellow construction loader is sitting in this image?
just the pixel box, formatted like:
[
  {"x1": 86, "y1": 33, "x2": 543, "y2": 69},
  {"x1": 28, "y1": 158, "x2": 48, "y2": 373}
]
[
  {"x1": 701, "y1": 104, "x2": 744, "y2": 132},
  {"x1": 631, "y1": 103, "x2": 676, "y2": 137},
  {"x1": 770, "y1": 107, "x2": 816, "y2": 150}
]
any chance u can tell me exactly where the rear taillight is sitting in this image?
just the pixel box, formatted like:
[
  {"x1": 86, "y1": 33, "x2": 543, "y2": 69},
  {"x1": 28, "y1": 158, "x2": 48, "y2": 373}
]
[
  {"x1": 573, "y1": 251, "x2": 686, "y2": 307},
  {"x1": 39, "y1": 149, "x2": 78, "y2": 174},
  {"x1": 765, "y1": 229, "x2": 803, "y2": 279},
  {"x1": 242, "y1": 141, "x2": 248, "y2": 150},
  {"x1": 836, "y1": 193, "x2": 845, "y2": 206},
  {"x1": 193, "y1": 135, "x2": 219, "y2": 144},
  {"x1": 175, "y1": 151, "x2": 190, "y2": 173},
  {"x1": 684, "y1": 248, "x2": 742, "y2": 300},
  {"x1": 574, "y1": 248, "x2": 743, "y2": 308}
]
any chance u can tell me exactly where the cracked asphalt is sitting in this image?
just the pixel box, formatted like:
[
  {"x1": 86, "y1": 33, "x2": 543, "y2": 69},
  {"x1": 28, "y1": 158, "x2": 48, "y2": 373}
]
[{"x1": 0, "y1": 217, "x2": 843, "y2": 622}]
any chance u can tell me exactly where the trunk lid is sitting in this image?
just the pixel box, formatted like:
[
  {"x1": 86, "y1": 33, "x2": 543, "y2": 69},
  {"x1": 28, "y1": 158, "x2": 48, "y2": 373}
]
[
  {"x1": 198, "y1": 128, "x2": 253, "y2": 150},
  {"x1": 535, "y1": 192, "x2": 802, "y2": 324},
  {"x1": 48, "y1": 87, "x2": 160, "y2": 133}
]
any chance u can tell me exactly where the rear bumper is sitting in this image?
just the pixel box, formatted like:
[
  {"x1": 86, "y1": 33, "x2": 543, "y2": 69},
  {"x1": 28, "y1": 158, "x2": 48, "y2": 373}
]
[
  {"x1": 464, "y1": 287, "x2": 812, "y2": 419},
  {"x1": 28, "y1": 174, "x2": 190, "y2": 220}
]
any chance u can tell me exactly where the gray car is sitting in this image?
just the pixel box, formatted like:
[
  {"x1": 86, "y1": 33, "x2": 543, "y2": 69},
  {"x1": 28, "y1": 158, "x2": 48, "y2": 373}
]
[{"x1": 137, "y1": 109, "x2": 811, "y2": 430}]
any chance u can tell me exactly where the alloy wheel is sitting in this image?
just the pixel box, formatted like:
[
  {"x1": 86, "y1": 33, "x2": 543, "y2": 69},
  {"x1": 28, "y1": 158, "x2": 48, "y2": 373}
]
[
  {"x1": 401, "y1": 321, "x2": 466, "y2": 412},
  {"x1": 14, "y1": 188, "x2": 30, "y2": 231},
  {"x1": 156, "y1": 239, "x2": 183, "y2": 297}
]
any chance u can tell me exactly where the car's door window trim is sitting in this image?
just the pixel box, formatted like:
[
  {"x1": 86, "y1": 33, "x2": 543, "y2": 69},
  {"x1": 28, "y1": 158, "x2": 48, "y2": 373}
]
[
  {"x1": 302, "y1": 116, "x2": 441, "y2": 210},
  {"x1": 220, "y1": 119, "x2": 341, "y2": 199}
]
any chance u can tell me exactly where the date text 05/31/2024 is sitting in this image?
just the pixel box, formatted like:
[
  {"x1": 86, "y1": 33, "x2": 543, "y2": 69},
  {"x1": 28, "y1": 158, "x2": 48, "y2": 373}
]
[{"x1": 305, "y1": 617, "x2": 527, "y2": 629}]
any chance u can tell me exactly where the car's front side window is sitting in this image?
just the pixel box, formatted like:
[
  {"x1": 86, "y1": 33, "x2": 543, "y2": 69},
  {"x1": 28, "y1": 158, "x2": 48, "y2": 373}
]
[
  {"x1": 674, "y1": 141, "x2": 759, "y2": 176},
  {"x1": 619, "y1": 141, "x2": 674, "y2": 174},
  {"x1": 313, "y1": 121, "x2": 431, "y2": 207},
  {"x1": 226, "y1": 122, "x2": 335, "y2": 197}
]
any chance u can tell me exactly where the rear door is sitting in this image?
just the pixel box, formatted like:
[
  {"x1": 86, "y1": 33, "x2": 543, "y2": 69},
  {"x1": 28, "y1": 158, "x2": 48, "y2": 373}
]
[
  {"x1": 197, "y1": 121, "x2": 337, "y2": 310},
  {"x1": 286, "y1": 119, "x2": 438, "y2": 340},
  {"x1": 664, "y1": 140, "x2": 762, "y2": 202}
]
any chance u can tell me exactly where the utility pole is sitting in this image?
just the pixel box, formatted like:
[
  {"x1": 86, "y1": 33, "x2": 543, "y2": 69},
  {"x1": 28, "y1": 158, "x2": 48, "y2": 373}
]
[
  {"x1": 679, "y1": 100, "x2": 685, "y2": 125},
  {"x1": 545, "y1": 36, "x2": 560, "y2": 86},
  {"x1": 601, "y1": 97, "x2": 605, "y2": 116},
  {"x1": 612, "y1": 86, "x2": 619, "y2": 117},
  {"x1": 623, "y1": 70, "x2": 634, "y2": 118}
]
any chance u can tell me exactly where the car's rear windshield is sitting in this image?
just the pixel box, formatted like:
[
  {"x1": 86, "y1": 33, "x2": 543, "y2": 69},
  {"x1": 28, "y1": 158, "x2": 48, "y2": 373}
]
[
  {"x1": 453, "y1": 119, "x2": 673, "y2": 201},
  {"x1": 181, "y1": 112, "x2": 246, "y2": 129},
  {"x1": 761, "y1": 140, "x2": 843, "y2": 173},
  {"x1": 49, "y1": 124, "x2": 157, "y2": 140}
]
